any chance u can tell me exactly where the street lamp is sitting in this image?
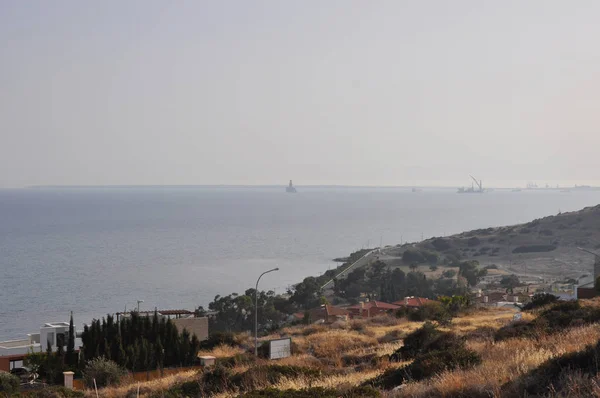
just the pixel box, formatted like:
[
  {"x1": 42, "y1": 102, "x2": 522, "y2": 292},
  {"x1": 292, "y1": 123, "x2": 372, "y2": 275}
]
[
  {"x1": 255, "y1": 267, "x2": 279, "y2": 356},
  {"x1": 137, "y1": 300, "x2": 144, "y2": 312}
]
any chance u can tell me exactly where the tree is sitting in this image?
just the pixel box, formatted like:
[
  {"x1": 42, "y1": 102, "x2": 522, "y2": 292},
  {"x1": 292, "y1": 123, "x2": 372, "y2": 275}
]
[
  {"x1": 442, "y1": 269, "x2": 457, "y2": 278},
  {"x1": 66, "y1": 312, "x2": 76, "y2": 367},
  {"x1": 501, "y1": 274, "x2": 520, "y2": 290},
  {"x1": 289, "y1": 277, "x2": 322, "y2": 310},
  {"x1": 409, "y1": 263, "x2": 419, "y2": 272},
  {"x1": 458, "y1": 261, "x2": 487, "y2": 286}
]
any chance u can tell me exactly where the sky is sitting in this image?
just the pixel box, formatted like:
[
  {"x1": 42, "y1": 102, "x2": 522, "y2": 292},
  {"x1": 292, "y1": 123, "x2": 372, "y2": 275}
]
[{"x1": 1, "y1": 1, "x2": 600, "y2": 188}]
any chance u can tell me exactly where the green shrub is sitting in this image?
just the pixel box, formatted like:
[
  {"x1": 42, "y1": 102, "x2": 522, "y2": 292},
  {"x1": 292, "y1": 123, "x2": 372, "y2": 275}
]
[
  {"x1": 83, "y1": 357, "x2": 127, "y2": 388},
  {"x1": 366, "y1": 347, "x2": 481, "y2": 389},
  {"x1": 0, "y1": 372, "x2": 19, "y2": 394},
  {"x1": 495, "y1": 300, "x2": 600, "y2": 341},
  {"x1": 200, "y1": 331, "x2": 237, "y2": 350},
  {"x1": 216, "y1": 353, "x2": 253, "y2": 368},
  {"x1": 521, "y1": 293, "x2": 559, "y2": 310},
  {"x1": 407, "y1": 302, "x2": 451, "y2": 324},
  {"x1": 431, "y1": 238, "x2": 451, "y2": 251},
  {"x1": 390, "y1": 322, "x2": 463, "y2": 361},
  {"x1": 201, "y1": 365, "x2": 234, "y2": 394},
  {"x1": 467, "y1": 237, "x2": 481, "y2": 247},
  {"x1": 402, "y1": 249, "x2": 426, "y2": 264},
  {"x1": 512, "y1": 244, "x2": 556, "y2": 254}
]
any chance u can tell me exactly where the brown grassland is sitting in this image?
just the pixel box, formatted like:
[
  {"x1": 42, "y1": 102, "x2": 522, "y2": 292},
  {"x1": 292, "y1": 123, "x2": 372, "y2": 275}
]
[{"x1": 84, "y1": 303, "x2": 600, "y2": 398}]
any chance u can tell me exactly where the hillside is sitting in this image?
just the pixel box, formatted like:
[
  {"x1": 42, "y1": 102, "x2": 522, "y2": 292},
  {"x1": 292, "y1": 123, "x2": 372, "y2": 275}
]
[
  {"x1": 379, "y1": 204, "x2": 600, "y2": 280},
  {"x1": 69, "y1": 298, "x2": 600, "y2": 398}
]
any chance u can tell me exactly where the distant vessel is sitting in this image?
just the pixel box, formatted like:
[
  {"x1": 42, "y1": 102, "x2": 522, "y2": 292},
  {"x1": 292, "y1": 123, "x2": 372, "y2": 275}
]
[
  {"x1": 458, "y1": 176, "x2": 484, "y2": 193},
  {"x1": 512, "y1": 188, "x2": 522, "y2": 192},
  {"x1": 412, "y1": 187, "x2": 423, "y2": 193},
  {"x1": 286, "y1": 180, "x2": 297, "y2": 193}
]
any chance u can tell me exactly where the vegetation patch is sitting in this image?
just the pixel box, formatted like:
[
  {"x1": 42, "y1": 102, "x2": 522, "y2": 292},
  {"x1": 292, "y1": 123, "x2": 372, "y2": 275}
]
[
  {"x1": 390, "y1": 322, "x2": 463, "y2": 361},
  {"x1": 365, "y1": 347, "x2": 481, "y2": 389},
  {"x1": 0, "y1": 372, "x2": 20, "y2": 395},
  {"x1": 521, "y1": 293, "x2": 559, "y2": 311},
  {"x1": 83, "y1": 357, "x2": 127, "y2": 388},
  {"x1": 495, "y1": 300, "x2": 600, "y2": 341},
  {"x1": 238, "y1": 386, "x2": 380, "y2": 398},
  {"x1": 512, "y1": 244, "x2": 557, "y2": 254},
  {"x1": 502, "y1": 339, "x2": 600, "y2": 396}
]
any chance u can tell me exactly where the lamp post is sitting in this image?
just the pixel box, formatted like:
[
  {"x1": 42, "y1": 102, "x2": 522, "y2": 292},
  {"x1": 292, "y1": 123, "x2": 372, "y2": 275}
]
[
  {"x1": 255, "y1": 267, "x2": 279, "y2": 356},
  {"x1": 137, "y1": 300, "x2": 144, "y2": 312}
]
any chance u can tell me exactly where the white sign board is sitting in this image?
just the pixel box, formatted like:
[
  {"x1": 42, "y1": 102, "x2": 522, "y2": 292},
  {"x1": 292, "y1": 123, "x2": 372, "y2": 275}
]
[
  {"x1": 269, "y1": 338, "x2": 291, "y2": 360},
  {"x1": 513, "y1": 313, "x2": 522, "y2": 321}
]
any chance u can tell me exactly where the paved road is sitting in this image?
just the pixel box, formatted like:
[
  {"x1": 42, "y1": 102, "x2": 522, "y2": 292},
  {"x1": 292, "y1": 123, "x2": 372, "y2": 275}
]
[{"x1": 321, "y1": 249, "x2": 381, "y2": 291}]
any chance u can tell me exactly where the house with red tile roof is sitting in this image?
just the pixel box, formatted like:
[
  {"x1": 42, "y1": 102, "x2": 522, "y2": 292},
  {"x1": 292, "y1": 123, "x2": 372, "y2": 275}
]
[{"x1": 346, "y1": 301, "x2": 401, "y2": 318}]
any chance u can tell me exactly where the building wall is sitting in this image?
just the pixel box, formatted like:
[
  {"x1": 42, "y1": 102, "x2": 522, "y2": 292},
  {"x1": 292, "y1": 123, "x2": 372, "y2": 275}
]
[
  {"x1": 578, "y1": 287, "x2": 597, "y2": 299},
  {"x1": 40, "y1": 326, "x2": 68, "y2": 351},
  {"x1": 172, "y1": 317, "x2": 209, "y2": 341}
]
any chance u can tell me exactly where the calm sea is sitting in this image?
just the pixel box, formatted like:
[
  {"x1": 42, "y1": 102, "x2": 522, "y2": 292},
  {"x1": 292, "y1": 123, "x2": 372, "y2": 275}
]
[{"x1": 1, "y1": 186, "x2": 600, "y2": 340}]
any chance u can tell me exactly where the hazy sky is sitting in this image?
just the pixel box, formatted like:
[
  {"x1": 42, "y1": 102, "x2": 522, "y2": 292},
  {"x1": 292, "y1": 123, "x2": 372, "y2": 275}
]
[{"x1": 1, "y1": 1, "x2": 600, "y2": 188}]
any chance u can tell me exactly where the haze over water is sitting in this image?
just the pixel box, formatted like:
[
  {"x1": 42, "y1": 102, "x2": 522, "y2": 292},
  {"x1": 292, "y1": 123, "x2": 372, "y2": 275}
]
[{"x1": 1, "y1": 186, "x2": 600, "y2": 340}]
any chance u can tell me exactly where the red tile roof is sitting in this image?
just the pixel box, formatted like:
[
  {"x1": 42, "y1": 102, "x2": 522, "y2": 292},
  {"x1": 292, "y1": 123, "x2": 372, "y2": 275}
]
[
  {"x1": 324, "y1": 305, "x2": 350, "y2": 316},
  {"x1": 347, "y1": 301, "x2": 401, "y2": 310},
  {"x1": 393, "y1": 297, "x2": 435, "y2": 307}
]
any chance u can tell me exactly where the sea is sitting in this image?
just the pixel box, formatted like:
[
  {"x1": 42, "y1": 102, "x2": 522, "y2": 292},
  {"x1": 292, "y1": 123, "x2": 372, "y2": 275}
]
[{"x1": 2, "y1": 186, "x2": 600, "y2": 340}]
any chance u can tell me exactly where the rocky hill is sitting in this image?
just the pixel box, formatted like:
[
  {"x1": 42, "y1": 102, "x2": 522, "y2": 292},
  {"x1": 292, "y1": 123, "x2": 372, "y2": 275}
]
[{"x1": 381, "y1": 204, "x2": 600, "y2": 280}]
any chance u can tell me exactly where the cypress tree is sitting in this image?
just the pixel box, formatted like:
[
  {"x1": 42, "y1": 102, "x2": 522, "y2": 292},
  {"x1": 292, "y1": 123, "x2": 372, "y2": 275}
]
[
  {"x1": 66, "y1": 312, "x2": 75, "y2": 366},
  {"x1": 155, "y1": 338, "x2": 165, "y2": 375},
  {"x1": 179, "y1": 329, "x2": 190, "y2": 366},
  {"x1": 189, "y1": 334, "x2": 200, "y2": 365}
]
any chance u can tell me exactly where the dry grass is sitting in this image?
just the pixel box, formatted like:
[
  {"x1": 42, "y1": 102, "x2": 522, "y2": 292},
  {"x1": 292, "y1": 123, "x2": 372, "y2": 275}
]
[
  {"x1": 394, "y1": 324, "x2": 600, "y2": 397},
  {"x1": 198, "y1": 343, "x2": 245, "y2": 358},
  {"x1": 84, "y1": 369, "x2": 198, "y2": 398},
  {"x1": 85, "y1": 304, "x2": 600, "y2": 398}
]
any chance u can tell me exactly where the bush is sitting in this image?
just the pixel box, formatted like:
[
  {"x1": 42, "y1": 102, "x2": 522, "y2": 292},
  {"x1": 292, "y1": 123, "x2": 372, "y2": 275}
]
[
  {"x1": 407, "y1": 302, "x2": 451, "y2": 324},
  {"x1": 502, "y1": 339, "x2": 600, "y2": 396},
  {"x1": 200, "y1": 331, "x2": 237, "y2": 350},
  {"x1": 521, "y1": 293, "x2": 559, "y2": 310},
  {"x1": 431, "y1": 238, "x2": 451, "y2": 251},
  {"x1": 442, "y1": 269, "x2": 457, "y2": 278},
  {"x1": 0, "y1": 372, "x2": 19, "y2": 394},
  {"x1": 390, "y1": 322, "x2": 463, "y2": 361},
  {"x1": 512, "y1": 245, "x2": 557, "y2": 254},
  {"x1": 402, "y1": 249, "x2": 426, "y2": 264},
  {"x1": 83, "y1": 357, "x2": 126, "y2": 388},
  {"x1": 467, "y1": 237, "x2": 481, "y2": 247},
  {"x1": 201, "y1": 365, "x2": 234, "y2": 394},
  {"x1": 366, "y1": 347, "x2": 481, "y2": 389},
  {"x1": 495, "y1": 300, "x2": 600, "y2": 341}
]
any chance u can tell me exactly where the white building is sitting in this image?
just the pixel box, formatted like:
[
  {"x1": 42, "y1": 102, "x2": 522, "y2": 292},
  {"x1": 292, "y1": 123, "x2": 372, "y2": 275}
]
[{"x1": 0, "y1": 322, "x2": 78, "y2": 371}]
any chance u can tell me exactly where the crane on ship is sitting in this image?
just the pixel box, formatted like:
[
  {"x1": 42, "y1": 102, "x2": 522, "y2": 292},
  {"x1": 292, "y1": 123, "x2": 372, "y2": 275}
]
[
  {"x1": 457, "y1": 175, "x2": 484, "y2": 193},
  {"x1": 470, "y1": 175, "x2": 483, "y2": 192}
]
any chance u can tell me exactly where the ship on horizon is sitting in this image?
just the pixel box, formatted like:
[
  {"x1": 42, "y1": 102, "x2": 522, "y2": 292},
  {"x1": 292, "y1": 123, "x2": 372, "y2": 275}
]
[
  {"x1": 286, "y1": 180, "x2": 297, "y2": 193},
  {"x1": 458, "y1": 176, "x2": 484, "y2": 193}
]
